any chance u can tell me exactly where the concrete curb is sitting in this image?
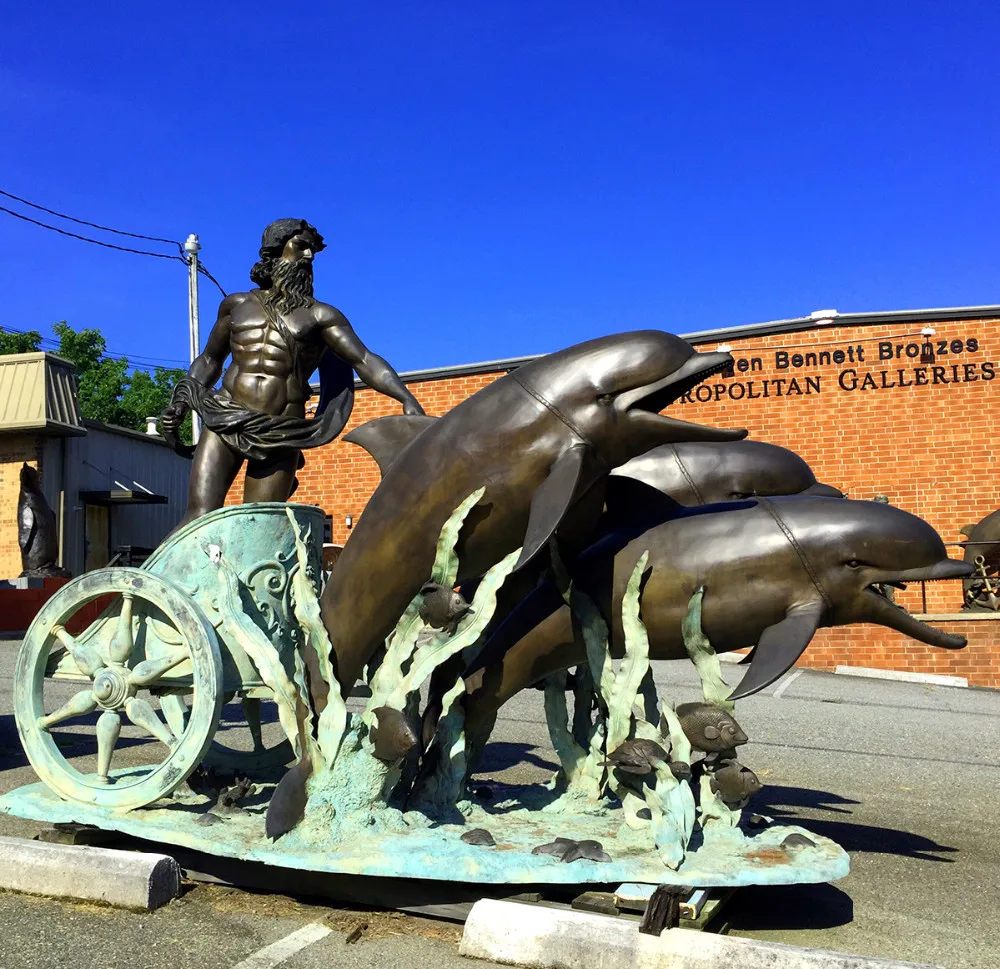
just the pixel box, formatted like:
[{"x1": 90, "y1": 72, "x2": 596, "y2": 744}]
[
  {"x1": 0, "y1": 835, "x2": 181, "y2": 910},
  {"x1": 834, "y1": 665, "x2": 968, "y2": 688},
  {"x1": 459, "y1": 899, "x2": 942, "y2": 969}
]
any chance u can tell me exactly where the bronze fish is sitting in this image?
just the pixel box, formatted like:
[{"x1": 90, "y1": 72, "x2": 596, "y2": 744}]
[
  {"x1": 561, "y1": 839, "x2": 612, "y2": 864},
  {"x1": 531, "y1": 837, "x2": 611, "y2": 863},
  {"x1": 709, "y1": 759, "x2": 761, "y2": 804},
  {"x1": 461, "y1": 828, "x2": 496, "y2": 847},
  {"x1": 668, "y1": 761, "x2": 693, "y2": 782},
  {"x1": 370, "y1": 706, "x2": 420, "y2": 761},
  {"x1": 419, "y1": 582, "x2": 473, "y2": 632},
  {"x1": 601, "y1": 739, "x2": 669, "y2": 774},
  {"x1": 675, "y1": 702, "x2": 748, "y2": 753},
  {"x1": 781, "y1": 833, "x2": 816, "y2": 850},
  {"x1": 531, "y1": 837, "x2": 577, "y2": 858}
]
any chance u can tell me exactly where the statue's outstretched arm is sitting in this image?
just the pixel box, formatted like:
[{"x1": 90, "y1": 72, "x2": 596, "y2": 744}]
[{"x1": 321, "y1": 310, "x2": 425, "y2": 416}]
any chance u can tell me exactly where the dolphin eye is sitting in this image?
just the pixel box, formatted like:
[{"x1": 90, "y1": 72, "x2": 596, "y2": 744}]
[
  {"x1": 598, "y1": 393, "x2": 615, "y2": 405},
  {"x1": 846, "y1": 559, "x2": 865, "y2": 569}
]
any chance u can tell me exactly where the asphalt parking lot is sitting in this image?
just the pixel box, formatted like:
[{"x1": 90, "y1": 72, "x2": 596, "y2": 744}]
[{"x1": 1, "y1": 640, "x2": 998, "y2": 969}]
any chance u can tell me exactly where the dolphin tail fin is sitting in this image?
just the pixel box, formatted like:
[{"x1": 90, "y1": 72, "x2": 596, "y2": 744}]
[
  {"x1": 603, "y1": 476, "x2": 684, "y2": 531},
  {"x1": 514, "y1": 444, "x2": 598, "y2": 572},
  {"x1": 738, "y1": 646, "x2": 757, "y2": 665},
  {"x1": 344, "y1": 415, "x2": 439, "y2": 478},
  {"x1": 728, "y1": 600, "x2": 823, "y2": 700},
  {"x1": 265, "y1": 757, "x2": 314, "y2": 841}
]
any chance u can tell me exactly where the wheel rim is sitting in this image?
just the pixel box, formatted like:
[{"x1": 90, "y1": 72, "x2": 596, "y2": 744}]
[{"x1": 14, "y1": 568, "x2": 223, "y2": 810}]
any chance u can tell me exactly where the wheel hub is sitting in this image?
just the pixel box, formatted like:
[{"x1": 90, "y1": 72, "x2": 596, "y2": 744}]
[{"x1": 92, "y1": 665, "x2": 135, "y2": 710}]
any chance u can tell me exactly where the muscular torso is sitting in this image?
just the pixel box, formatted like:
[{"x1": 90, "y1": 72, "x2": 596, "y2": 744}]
[{"x1": 222, "y1": 292, "x2": 332, "y2": 416}]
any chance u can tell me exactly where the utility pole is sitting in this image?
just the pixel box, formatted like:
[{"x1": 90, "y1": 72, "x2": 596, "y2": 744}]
[{"x1": 184, "y1": 233, "x2": 202, "y2": 443}]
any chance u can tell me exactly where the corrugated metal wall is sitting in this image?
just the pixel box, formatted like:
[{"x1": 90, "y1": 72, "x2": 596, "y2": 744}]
[{"x1": 42, "y1": 425, "x2": 191, "y2": 575}]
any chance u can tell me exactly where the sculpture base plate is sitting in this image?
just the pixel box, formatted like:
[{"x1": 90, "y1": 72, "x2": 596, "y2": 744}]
[{"x1": 0, "y1": 770, "x2": 848, "y2": 889}]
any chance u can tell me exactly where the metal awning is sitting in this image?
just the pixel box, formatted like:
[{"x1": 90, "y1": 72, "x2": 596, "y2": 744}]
[{"x1": 80, "y1": 489, "x2": 168, "y2": 505}]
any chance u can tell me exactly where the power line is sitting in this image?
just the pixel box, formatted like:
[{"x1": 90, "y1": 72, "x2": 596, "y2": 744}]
[
  {"x1": 0, "y1": 188, "x2": 185, "y2": 250},
  {"x1": 0, "y1": 205, "x2": 188, "y2": 262},
  {"x1": 0, "y1": 323, "x2": 190, "y2": 368}
]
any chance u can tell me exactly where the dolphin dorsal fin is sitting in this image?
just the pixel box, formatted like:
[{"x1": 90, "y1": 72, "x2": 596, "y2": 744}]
[
  {"x1": 514, "y1": 444, "x2": 600, "y2": 572},
  {"x1": 603, "y1": 476, "x2": 684, "y2": 531},
  {"x1": 960, "y1": 523, "x2": 977, "y2": 538},
  {"x1": 728, "y1": 599, "x2": 824, "y2": 700},
  {"x1": 344, "y1": 415, "x2": 438, "y2": 478}
]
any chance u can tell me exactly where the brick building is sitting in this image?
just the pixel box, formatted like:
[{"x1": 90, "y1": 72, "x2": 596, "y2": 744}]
[{"x1": 229, "y1": 303, "x2": 998, "y2": 689}]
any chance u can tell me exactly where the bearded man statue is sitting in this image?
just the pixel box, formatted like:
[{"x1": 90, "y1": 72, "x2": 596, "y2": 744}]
[{"x1": 161, "y1": 218, "x2": 424, "y2": 528}]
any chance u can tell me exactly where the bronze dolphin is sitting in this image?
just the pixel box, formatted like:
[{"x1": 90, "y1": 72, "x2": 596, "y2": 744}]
[
  {"x1": 609, "y1": 440, "x2": 843, "y2": 508},
  {"x1": 463, "y1": 496, "x2": 972, "y2": 751},
  {"x1": 319, "y1": 331, "x2": 746, "y2": 697}
]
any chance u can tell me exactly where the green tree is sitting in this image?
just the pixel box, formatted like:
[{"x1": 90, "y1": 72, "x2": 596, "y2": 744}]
[{"x1": 0, "y1": 327, "x2": 43, "y2": 353}]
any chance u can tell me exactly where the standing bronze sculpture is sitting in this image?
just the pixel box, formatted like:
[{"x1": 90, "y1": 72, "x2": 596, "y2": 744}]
[
  {"x1": 17, "y1": 463, "x2": 70, "y2": 578},
  {"x1": 161, "y1": 219, "x2": 424, "y2": 527}
]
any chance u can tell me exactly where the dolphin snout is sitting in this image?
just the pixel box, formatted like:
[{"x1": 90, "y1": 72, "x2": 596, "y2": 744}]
[{"x1": 888, "y1": 559, "x2": 974, "y2": 582}]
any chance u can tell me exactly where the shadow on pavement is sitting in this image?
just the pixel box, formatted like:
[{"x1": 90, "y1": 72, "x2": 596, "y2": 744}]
[
  {"x1": 474, "y1": 741, "x2": 559, "y2": 774},
  {"x1": 758, "y1": 783, "x2": 958, "y2": 862},
  {"x1": 725, "y1": 881, "x2": 854, "y2": 930}
]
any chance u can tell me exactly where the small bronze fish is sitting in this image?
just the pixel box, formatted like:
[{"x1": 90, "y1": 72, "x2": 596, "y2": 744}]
[
  {"x1": 601, "y1": 739, "x2": 669, "y2": 774},
  {"x1": 195, "y1": 812, "x2": 222, "y2": 827},
  {"x1": 668, "y1": 761, "x2": 693, "y2": 782},
  {"x1": 675, "y1": 702, "x2": 748, "y2": 753},
  {"x1": 781, "y1": 833, "x2": 816, "y2": 850},
  {"x1": 561, "y1": 839, "x2": 612, "y2": 864},
  {"x1": 419, "y1": 582, "x2": 473, "y2": 631},
  {"x1": 370, "y1": 705, "x2": 420, "y2": 762},
  {"x1": 709, "y1": 759, "x2": 762, "y2": 804},
  {"x1": 531, "y1": 837, "x2": 577, "y2": 858},
  {"x1": 461, "y1": 828, "x2": 496, "y2": 847}
]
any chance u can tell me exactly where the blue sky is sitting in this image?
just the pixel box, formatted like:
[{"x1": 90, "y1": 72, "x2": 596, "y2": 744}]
[{"x1": 1, "y1": 2, "x2": 997, "y2": 373}]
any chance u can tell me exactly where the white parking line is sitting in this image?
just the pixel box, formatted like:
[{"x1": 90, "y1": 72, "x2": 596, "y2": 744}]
[
  {"x1": 230, "y1": 923, "x2": 333, "y2": 969},
  {"x1": 772, "y1": 668, "x2": 805, "y2": 699}
]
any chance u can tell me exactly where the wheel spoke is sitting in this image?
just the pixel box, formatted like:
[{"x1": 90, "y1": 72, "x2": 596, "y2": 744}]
[
  {"x1": 54, "y1": 626, "x2": 105, "y2": 678},
  {"x1": 109, "y1": 594, "x2": 135, "y2": 664},
  {"x1": 95, "y1": 710, "x2": 121, "y2": 783},
  {"x1": 242, "y1": 696, "x2": 264, "y2": 752},
  {"x1": 38, "y1": 689, "x2": 98, "y2": 730},
  {"x1": 161, "y1": 697, "x2": 188, "y2": 740},
  {"x1": 129, "y1": 650, "x2": 188, "y2": 687},
  {"x1": 124, "y1": 697, "x2": 175, "y2": 748}
]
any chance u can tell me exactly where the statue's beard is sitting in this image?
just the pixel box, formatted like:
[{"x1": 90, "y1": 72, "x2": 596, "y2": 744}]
[{"x1": 263, "y1": 259, "x2": 315, "y2": 315}]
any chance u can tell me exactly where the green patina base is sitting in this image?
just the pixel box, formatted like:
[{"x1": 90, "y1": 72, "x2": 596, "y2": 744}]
[{"x1": 0, "y1": 772, "x2": 849, "y2": 888}]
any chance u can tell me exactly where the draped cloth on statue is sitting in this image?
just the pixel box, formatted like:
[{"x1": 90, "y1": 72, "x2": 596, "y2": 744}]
[{"x1": 164, "y1": 350, "x2": 355, "y2": 462}]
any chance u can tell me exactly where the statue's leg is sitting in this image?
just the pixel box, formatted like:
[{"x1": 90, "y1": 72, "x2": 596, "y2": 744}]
[
  {"x1": 174, "y1": 431, "x2": 244, "y2": 531},
  {"x1": 244, "y1": 449, "x2": 300, "y2": 502}
]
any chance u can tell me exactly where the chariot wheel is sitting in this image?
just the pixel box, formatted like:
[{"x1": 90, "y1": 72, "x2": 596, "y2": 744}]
[
  {"x1": 14, "y1": 568, "x2": 223, "y2": 810},
  {"x1": 160, "y1": 694, "x2": 294, "y2": 772}
]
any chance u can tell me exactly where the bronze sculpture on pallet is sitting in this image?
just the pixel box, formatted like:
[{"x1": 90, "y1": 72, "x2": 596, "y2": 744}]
[{"x1": 1, "y1": 297, "x2": 974, "y2": 894}]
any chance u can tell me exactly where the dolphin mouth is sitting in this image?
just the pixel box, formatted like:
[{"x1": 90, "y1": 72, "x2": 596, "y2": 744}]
[
  {"x1": 860, "y1": 559, "x2": 973, "y2": 649},
  {"x1": 618, "y1": 351, "x2": 748, "y2": 443}
]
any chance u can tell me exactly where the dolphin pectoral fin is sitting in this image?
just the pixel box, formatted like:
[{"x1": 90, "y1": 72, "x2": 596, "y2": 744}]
[
  {"x1": 514, "y1": 445, "x2": 596, "y2": 572},
  {"x1": 728, "y1": 600, "x2": 824, "y2": 700},
  {"x1": 603, "y1": 476, "x2": 684, "y2": 531},
  {"x1": 344, "y1": 415, "x2": 439, "y2": 478},
  {"x1": 265, "y1": 759, "x2": 313, "y2": 841}
]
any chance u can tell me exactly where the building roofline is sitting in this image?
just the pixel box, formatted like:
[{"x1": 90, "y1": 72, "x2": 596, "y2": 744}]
[
  {"x1": 317, "y1": 303, "x2": 1000, "y2": 390},
  {"x1": 82, "y1": 418, "x2": 174, "y2": 447}
]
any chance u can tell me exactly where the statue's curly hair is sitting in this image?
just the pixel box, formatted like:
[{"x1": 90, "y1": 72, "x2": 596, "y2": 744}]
[{"x1": 250, "y1": 219, "x2": 326, "y2": 287}]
